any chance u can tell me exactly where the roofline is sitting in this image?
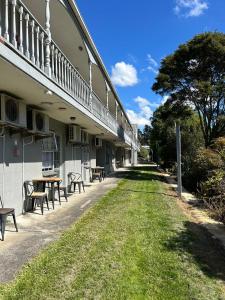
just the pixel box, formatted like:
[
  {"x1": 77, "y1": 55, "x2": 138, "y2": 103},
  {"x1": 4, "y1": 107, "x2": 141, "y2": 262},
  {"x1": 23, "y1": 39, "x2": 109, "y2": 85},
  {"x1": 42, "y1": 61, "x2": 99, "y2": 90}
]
[{"x1": 67, "y1": 0, "x2": 133, "y2": 129}]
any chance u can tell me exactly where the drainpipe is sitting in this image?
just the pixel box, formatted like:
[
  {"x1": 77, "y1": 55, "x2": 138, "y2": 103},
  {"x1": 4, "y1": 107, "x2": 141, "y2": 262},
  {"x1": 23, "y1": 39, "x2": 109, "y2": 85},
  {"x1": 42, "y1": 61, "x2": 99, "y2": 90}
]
[{"x1": 0, "y1": 127, "x2": 5, "y2": 206}]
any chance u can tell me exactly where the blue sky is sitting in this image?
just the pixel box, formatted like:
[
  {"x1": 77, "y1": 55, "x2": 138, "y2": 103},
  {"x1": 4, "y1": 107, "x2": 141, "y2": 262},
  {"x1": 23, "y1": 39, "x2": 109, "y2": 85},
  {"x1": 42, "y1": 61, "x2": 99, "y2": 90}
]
[{"x1": 76, "y1": 0, "x2": 225, "y2": 128}]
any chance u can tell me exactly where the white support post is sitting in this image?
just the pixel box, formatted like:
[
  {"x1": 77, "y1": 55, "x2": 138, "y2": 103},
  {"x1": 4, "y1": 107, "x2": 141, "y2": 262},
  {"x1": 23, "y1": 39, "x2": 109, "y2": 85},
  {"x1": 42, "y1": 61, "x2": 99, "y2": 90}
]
[
  {"x1": 36, "y1": 26, "x2": 40, "y2": 67},
  {"x1": 30, "y1": 20, "x2": 35, "y2": 63},
  {"x1": 4, "y1": 0, "x2": 9, "y2": 41},
  {"x1": 40, "y1": 31, "x2": 44, "y2": 70},
  {"x1": 11, "y1": 0, "x2": 17, "y2": 47},
  {"x1": 89, "y1": 60, "x2": 93, "y2": 110},
  {"x1": 51, "y1": 44, "x2": 55, "y2": 78},
  {"x1": 25, "y1": 13, "x2": 30, "y2": 59},
  {"x1": 58, "y1": 52, "x2": 61, "y2": 84},
  {"x1": 18, "y1": 6, "x2": 24, "y2": 53},
  {"x1": 61, "y1": 56, "x2": 64, "y2": 87},
  {"x1": 45, "y1": 0, "x2": 51, "y2": 77},
  {"x1": 55, "y1": 48, "x2": 58, "y2": 81}
]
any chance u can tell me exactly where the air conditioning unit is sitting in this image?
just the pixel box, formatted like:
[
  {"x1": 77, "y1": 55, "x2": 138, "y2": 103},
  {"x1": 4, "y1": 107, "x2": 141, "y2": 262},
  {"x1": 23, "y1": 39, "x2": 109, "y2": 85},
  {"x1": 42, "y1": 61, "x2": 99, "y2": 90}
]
[
  {"x1": 81, "y1": 130, "x2": 89, "y2": 144},
  {"x1": 27, "y1": 108, "x2": 49, "y2": 134},
  {"x1": 95, "y1": 137, "x2": 102, "y2": 147},
  {"x1": 68, "y1": 125, "x2": 81, "y2": 143},
  {"x1": 0, "y1": 93, "x2": 27, "y2": 127}
]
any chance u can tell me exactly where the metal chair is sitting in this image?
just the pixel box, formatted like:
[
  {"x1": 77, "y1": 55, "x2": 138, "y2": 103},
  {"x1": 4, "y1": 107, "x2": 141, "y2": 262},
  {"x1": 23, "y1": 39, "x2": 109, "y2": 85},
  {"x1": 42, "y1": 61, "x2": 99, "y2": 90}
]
[
  {"x1": 24, "y1": 181, "x2": 49, "y2": 215},
  {"x1": 68, "y1": 172, "x2": 85, "y2": 193},
  {"x1": 0, "y1": 197, "x2": 18, "y2": 241},
  {"x1": 91, "y1": 168, "x2": 102, "y2": 182},
  {"x1": 53, "y1": 180, "x2": 68, "y2": 201}
]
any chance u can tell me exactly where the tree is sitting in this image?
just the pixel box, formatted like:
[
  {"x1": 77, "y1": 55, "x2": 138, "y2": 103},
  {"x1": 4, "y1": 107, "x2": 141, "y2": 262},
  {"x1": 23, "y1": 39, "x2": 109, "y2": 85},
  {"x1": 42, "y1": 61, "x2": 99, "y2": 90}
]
[
  {"x1": 150, "y1": 101, "x2": 204, "y2": 170},
  {"x1": 152, "y1": 32, "x2": 225, "y2": 147}
]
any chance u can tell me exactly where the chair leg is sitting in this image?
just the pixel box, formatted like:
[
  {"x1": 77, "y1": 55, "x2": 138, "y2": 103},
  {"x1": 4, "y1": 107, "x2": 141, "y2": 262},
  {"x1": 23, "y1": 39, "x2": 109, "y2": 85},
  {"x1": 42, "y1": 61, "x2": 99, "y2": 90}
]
[
  {"x1": 64, "y1": 189, "x2": 68, "y2": 201},
  {"x1": 74, "y1": 183, "x2": 77, "y2": 193},
  {"x1": 78, "y1": 183, "x2": 81, "y2": 194},
  {"x1": 46, "y1": 196, "x2": 49, "y2": 210},
  {"x1": 82, "y1": 181, "x2": 85, "y2": 192},
  {"x1": 40, "y1": 199, "x2": 44, "y2": 215},
  {"x1": 12, "y1": 212, "x2": 18, "y2": 232},
  {"x1": 0, "y1": 215, "x2": 6, "y2": 241}
]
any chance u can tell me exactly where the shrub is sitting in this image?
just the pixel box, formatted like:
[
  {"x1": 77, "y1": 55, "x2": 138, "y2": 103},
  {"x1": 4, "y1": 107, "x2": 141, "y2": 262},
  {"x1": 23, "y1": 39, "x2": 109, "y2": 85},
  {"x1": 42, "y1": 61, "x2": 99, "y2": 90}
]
[{"x1": 200, "y1": 170, "x2": 225, "y2": 223}]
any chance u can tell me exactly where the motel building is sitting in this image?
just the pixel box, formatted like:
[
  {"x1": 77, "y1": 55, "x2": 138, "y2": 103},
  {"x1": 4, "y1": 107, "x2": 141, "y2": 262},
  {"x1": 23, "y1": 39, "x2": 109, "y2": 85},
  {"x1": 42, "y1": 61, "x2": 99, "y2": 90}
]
[{"x1": 0, "y1": 0, "x2": 140, "y2": 216}]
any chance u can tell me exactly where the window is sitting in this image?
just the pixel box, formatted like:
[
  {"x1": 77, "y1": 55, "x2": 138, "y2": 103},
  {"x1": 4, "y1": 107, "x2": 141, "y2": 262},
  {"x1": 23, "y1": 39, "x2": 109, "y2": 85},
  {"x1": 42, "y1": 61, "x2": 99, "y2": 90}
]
[{"x1": 42, "y1": 135, "x2": 60, "y2": 171}]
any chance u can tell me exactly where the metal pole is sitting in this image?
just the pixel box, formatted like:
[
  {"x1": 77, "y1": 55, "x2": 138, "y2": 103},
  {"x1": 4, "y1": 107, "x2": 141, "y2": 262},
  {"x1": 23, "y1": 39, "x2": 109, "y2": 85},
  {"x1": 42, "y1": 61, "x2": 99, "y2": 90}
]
[{"x1": 176, "y1": 122, "x2": 182, "y2": 197}]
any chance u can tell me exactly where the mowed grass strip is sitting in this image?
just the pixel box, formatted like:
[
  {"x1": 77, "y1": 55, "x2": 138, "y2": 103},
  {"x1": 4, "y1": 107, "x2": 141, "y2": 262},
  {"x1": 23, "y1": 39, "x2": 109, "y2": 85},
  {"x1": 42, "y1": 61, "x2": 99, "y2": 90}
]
[{"x1": 1, "y1": 167, "x2": 225, "y2": 300}]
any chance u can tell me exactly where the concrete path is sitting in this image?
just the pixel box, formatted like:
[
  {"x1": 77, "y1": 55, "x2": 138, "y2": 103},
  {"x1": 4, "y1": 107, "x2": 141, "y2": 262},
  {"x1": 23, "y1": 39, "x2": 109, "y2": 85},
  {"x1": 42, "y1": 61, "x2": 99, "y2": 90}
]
[{"x1": 0, "y1": 173, "x2": 122, "y2": 283}]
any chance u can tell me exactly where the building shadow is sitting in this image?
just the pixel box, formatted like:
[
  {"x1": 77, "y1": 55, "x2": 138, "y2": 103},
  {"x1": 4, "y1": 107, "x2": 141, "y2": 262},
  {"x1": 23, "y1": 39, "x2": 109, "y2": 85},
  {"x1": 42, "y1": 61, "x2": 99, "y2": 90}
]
[{"x1": 164, "y1": 221, "x2": 225, "y2": 282}]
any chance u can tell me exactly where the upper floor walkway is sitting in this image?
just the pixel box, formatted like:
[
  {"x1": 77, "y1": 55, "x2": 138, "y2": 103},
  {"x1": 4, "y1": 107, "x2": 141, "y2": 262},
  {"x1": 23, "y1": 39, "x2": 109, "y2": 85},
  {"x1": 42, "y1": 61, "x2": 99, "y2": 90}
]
[{"x1": 0, "y1": 0, "x2": 140, "y2": 150}]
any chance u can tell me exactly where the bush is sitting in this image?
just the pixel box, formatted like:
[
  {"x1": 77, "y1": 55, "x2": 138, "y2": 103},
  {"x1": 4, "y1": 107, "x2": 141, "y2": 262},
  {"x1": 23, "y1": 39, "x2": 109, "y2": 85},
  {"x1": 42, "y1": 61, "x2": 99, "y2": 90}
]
[
  {"x1": 182, "y1": 147, "x2": 223, "y2": 191},
  {"x1": 200, "y1": 170, "x2": 225, "y2": 222}
]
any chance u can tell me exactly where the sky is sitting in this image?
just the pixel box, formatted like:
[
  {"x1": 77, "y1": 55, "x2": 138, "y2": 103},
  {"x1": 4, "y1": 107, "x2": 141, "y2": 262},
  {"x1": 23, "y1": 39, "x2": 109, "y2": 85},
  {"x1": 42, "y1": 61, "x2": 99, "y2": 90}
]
[{"x1": 75, "y1": 0, "x2": 225, "y2": 129}]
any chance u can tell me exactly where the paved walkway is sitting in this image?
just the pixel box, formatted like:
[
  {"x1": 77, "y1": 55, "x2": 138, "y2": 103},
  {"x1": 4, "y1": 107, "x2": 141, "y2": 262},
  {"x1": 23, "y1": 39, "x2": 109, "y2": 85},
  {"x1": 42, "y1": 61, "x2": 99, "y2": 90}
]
[{"x1": 0, "y1": 173, "x2": 123, "y2": 283}]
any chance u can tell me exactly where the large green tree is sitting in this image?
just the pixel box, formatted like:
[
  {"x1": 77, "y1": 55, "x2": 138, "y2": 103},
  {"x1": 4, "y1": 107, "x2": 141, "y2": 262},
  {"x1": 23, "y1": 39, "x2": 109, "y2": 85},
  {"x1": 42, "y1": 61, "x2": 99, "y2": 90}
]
[
  {"x1": 152, "y1": 32, "x2": 225, "y2": 147},
  {"x1": 150, "y1": 101, "x2": 204, "y2": 170}
]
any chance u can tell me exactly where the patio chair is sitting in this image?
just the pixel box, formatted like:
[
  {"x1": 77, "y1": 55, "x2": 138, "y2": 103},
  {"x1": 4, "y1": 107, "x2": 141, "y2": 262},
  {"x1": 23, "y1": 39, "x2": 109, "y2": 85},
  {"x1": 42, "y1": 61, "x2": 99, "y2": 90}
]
[
  {"x1": 24, "y1": 181, "x2": 49, "y2": 215},
  {"x1": 68, "y1": 172, "x2": 85, "y2": 193},
  {"x1": 53, "y1": 180, "x2": 68, "y2": 202},
  {"x1": 91, "y1": 169, "x2": 102, "y2": 182},
  {"x1": 0, "y1": 196, "x2": 18, "y2": 241}
]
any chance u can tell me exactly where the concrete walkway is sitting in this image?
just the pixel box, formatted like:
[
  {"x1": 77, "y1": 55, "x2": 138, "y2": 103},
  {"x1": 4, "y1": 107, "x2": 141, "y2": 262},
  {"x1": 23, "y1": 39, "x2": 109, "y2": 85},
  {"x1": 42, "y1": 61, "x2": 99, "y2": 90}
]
[{"x1": 0, "y1": 173, "x2": 122, "y2": 283}]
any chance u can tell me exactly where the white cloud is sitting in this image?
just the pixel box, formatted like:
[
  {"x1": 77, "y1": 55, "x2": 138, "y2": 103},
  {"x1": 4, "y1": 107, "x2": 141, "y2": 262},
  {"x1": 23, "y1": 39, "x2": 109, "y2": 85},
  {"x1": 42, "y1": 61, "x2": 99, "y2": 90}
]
[
  {"x1": 111, "y1": 62, "x2": 138, "y2": 87},
  {"x1": 146, "y1": 54, "x2": 159, "y2": 74},
  {"x1": 174, "y1": 0, "x2": 208, "y2": 17},
  {"x1": 161, "y1": 95, "x2": 170, "y2": 104},
  {"x1": 127, "y1": 96, "x2": 153, "y2": 127}
]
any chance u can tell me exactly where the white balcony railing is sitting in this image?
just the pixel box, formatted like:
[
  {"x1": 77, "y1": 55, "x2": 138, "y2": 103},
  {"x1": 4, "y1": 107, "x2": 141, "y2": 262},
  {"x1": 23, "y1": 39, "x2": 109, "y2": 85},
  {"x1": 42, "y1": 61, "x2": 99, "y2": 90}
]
[{"x1": 0, "y1": 0, "x2": 137, "y2": 146}]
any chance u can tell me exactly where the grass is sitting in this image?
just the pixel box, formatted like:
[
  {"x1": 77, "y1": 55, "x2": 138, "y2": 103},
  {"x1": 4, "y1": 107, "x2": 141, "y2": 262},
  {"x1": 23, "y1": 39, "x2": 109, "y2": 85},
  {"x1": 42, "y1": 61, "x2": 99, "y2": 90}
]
[{"x1": 1, "y1": 166, "x2": 225, "y2": 299}]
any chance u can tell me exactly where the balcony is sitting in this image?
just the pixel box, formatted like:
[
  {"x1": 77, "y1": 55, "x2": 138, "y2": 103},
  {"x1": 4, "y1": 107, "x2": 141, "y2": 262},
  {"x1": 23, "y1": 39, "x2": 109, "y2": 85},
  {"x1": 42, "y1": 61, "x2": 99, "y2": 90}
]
[{"x1": 0, "y1": 0, "x2": 139, "y2": 148}]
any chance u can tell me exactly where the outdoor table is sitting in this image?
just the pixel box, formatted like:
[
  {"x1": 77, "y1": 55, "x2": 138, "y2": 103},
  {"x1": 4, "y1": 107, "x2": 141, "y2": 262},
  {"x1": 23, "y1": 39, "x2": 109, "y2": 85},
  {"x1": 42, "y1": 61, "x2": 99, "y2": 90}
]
[
  {"x1": 32, "y1": 177, "x2": 62, "y2": 209},
  {"x1": 91, "y1": 167, "x2": 105, "y2": 182}
]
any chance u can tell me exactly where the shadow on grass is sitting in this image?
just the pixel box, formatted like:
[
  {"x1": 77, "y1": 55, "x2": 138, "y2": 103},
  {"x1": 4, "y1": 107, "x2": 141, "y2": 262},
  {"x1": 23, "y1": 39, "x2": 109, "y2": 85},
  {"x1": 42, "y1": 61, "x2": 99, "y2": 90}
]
[
  {"x1": 164, "y1": 221, "x2": 225, "y2": 282},
  {"x1": 117, "y1": 189, "x2": 176, "y2": 197},
  {"x1": 113, "y1": 166, "x2": 168, "y2": 183}
]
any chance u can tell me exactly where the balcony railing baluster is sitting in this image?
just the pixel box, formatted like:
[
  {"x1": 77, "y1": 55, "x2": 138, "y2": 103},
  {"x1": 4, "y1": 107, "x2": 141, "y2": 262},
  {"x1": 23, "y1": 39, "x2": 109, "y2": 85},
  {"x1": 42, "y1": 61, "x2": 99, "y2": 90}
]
[{"x1": 0, "y1": 0, "x2": 136, "y2": 146}]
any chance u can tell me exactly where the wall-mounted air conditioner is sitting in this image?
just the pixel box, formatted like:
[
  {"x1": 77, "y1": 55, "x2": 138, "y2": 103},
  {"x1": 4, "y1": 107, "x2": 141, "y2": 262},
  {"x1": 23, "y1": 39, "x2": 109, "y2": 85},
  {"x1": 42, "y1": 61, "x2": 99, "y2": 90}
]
[
  {"x1": 27, "y1": 108, "x2": 49, "y2": 134},
  {"x1": 81, "y1": 130, "x2": 89, "y2": 144},
  {"x1": 68, "y1": 125, "x2": 81, "y2": 143},
  {"x1": 0, "y1": 93, "x2": 27, "y2": 127},
  {"x1": 95, "y1": 137, "x2": 102, "y2": 147}
]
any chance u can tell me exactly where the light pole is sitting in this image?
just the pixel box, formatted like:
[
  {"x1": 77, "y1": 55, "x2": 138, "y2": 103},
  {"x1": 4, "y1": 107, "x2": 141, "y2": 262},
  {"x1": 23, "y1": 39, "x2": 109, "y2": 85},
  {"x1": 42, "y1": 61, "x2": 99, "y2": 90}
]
[{"x1": 176, "y1": 122, "x2": 182, "y2": 197}]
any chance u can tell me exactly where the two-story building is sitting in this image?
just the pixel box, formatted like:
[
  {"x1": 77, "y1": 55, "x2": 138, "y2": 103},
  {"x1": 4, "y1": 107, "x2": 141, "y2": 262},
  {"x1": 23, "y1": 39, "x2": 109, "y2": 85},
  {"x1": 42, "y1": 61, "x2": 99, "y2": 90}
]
[{"x1": 0, "y1": 0, "x2": 140, "y2": 215}]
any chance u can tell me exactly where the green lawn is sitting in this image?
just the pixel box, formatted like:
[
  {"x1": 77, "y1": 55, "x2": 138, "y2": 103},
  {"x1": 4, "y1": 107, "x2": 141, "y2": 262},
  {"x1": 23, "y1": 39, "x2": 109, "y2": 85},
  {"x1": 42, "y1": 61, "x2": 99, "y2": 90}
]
[{"x1": 1, "y1": 167, "x2": 225, "y2": 300}]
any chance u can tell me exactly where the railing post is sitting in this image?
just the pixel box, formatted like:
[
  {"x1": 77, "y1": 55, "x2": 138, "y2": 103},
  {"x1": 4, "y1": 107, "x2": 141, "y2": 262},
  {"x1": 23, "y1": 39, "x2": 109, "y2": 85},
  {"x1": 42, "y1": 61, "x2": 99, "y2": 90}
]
[
  {"x1": 51, "y1": 44, "x2": 55, "y2": 78},
  {"x1": 25, "y1": 13, "x2": 30, "y2": 59},
  {"x1": 18, "y1": 6, "x2": 24, "y2": 53},
  {"x1": 45, "y1": 0, "x2": 51, "y2": 77},
  {"x1": 30, "y1": 20, "x2": 35, "y2": 63},
  {"x1": 36, "y1": 26, "x2": 40, "y2": 67},
  {"x1": 4, "y1": 0, "x2": 9, "y2": 41},
  {"x1": 89, "y1": 60, "x2": 93, "y2": 111},
  {"x1": 40, "y1": 31, "x2": 44, "y2": 70},
  {"x1": 11, "y1": 0, "x2": 17, "y2": 47},
  {"x1": 55, "y1": 48, "x2": 58, "y2": 82}
]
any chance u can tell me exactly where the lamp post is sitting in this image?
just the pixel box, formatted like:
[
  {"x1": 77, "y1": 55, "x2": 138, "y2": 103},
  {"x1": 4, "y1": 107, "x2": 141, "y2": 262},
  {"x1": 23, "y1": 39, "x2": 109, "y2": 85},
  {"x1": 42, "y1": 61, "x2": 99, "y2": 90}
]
[{"x1": 176, "y1": 121, "x2": 182, "y2": 197}]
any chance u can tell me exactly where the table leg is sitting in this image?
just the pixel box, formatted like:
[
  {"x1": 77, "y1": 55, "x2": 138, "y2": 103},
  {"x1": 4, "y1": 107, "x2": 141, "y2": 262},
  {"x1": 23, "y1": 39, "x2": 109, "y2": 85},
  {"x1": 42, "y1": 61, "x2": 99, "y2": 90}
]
[
  {"x1": 51, "y1": 182, "x2": 55, "y2": 210},
  {"x1": 57, "y1": 182, "x2": 61, "y2": 205}
]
